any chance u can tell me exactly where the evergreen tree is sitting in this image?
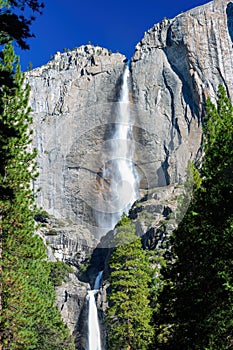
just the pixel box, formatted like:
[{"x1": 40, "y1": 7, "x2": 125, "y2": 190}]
[
  {"x1": 0, "y1": 0, "x2": 44, "y2": 49},
  {"x1": 0, "y1": 2, "x2": 75, "y2": 349},
  {"x1": 0, "y1": 43, "x2": 75, "y2": 349},
  {"x1": 156, "y1": 86, "x2": 233, "y2": 349},
  {"x1": 106, "y1": 218, "x2": 155, "y2": 350}
]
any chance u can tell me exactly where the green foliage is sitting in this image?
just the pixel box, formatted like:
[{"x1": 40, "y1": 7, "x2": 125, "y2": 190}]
[
  {"x1": 38, "y1": 209, "x2": 51, "y2": 218},
  {"x1": 175, "y1": 160, "x2": 202, "y2": 224},
  {"x1": 0, "y1": 42, "x2": 75, "y2": 349},
  {"x1": 0, "y1": 0, "x2": 44, "y2": 49},
  {"x1": 184, "y1": 160, "x2": 202, "y2": 192},
  {"x1": 116, "y1": 212, "x2": 131, "y2": 227},
  {"x1": 26, "y1": 61, "x2": 33, "y2": 71},
  {"x1": 46, "y1": 229, "x2": 57, "y2": 235},
  {"x1": 0, "y1": 3, "x2": 75, "y2": 349},
  {"x1": 49, "y1": 261, "x2": 74, "y2": 286},
  {"x1": 106, "y1": 219, "x2": 156, "y2": 350},
  {"x1": 202, "y1": 85, "x2": 233, "y2": 203},
  {"x1": 156, "y1": 86, "x2": 233, "y2": 349}
]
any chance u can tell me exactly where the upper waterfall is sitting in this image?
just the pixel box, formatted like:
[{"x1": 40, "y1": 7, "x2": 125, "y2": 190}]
[{"x1": 96, "y1": 65, "x2": 139, "y2": 233}]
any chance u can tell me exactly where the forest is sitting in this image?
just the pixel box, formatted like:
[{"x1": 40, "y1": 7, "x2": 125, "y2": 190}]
[{"x1": 1, "y1": 1, "x2": 233, "y2": 349}]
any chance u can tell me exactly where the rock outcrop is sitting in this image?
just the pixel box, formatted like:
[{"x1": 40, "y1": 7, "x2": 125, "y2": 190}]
[
  {"x1": 26, "y1": 0, "x2": 233, "y2": 347},
  {"x1": 131, "y1": 0, "x2": 233, "y2": 190}
]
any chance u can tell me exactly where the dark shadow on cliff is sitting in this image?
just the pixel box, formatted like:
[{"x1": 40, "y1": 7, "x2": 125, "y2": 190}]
[
  {"x1": 77, "y1": 229, "x2": 114, "y2": 286},
  {"x1": 164, "y1": 24, "x2": 204, "y2": 127},
  {"x1": 74, "y1": 300, "x2": 88, "y2": 350}
]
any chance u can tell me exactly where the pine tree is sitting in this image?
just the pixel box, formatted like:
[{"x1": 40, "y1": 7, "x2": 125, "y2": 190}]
[
  {"x1": 0, "y1": 2, "x2": 75, "y2": 349},
  {"x1": 0, "y1": 0, "x2": 44, "y2": 49},
  {"x1": 106, "y1": 218, "x2": 155, "y2": 350},
  {"x1": 156, "y1": 86, "x2": 233, "y2": 349},
  {"x1": 0, "y1": 43, "x2": 75, "y2": 349}
]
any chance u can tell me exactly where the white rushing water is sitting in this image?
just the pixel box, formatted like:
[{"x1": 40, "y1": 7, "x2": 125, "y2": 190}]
[
  {"x1": 113, "y1": 65, "x2": 138, "y2": 211},
  {"x1": 86, "y1": 271, "x2": 103, "y2": 350},
  {"x1": 87, "y1": 67, "x2": 139, "y2": 348},
  {"x1": 98, "y1": 65, "x2": 139, "y2": 231}
]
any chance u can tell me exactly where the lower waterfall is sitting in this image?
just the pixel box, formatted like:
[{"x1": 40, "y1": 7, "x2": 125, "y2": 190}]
[{"x1": 86, "y1": 271, "x2": 103, "y2": 350}]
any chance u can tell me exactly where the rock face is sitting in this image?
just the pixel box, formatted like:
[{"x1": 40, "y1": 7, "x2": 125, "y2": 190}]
[
  {"x1": 131, "y1": 0, "x2": 233, "y2": 189},
  {"x1": 26, "y1": 0, "x2": 233, "y2": 348},
  {"x1": 27, "y1": 0, "x2": 233, "y2": 242},
  {"x1": 28, "y1": 45, "x2": 127, "y2": 236}
]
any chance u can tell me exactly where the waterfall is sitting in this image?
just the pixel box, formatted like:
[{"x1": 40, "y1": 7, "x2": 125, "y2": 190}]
[
  {"x1": 97, "y1": 65, "x2": 139, "y2": 231},
  {"x1": 86, "y1": 67, "x2": 139, "y2": 349},
  {"x1": 94, "y1": 270, "x2": 103, "y2": 290},
  {"x1": 86, "y1": 271, "x2": 103, "y2": 350},
  {"x1": 112, "y1": 65, "x2": 139, "y2": 212}
]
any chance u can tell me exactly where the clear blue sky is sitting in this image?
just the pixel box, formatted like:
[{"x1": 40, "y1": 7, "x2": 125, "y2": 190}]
[{"x1": 16, "y1": 0, "x2": 211, "y2": 71}]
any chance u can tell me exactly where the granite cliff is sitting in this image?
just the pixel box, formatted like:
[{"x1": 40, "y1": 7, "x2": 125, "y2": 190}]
[{"x1": 26, "y1": 0, "x2": 233, "y2": 347}]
